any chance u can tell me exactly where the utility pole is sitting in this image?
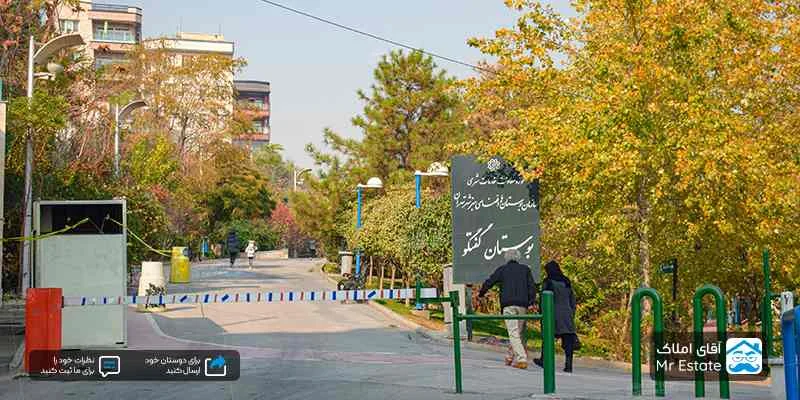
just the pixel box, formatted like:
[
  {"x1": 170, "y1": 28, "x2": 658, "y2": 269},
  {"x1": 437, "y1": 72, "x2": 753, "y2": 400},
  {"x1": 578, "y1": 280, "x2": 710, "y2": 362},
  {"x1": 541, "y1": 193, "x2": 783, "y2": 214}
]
[
  {"x1": 19, "y1": 33, "x2": 85, "y2": 297},
  {"x1": 0, "y1": 80, "x2": 6, "y2": 306},
  {"x1": 114, "y1": 104, "x2": 120, "y2": 177},
  {"x1": 21, "y1": 36, "x2": 35, "y2": 297}
]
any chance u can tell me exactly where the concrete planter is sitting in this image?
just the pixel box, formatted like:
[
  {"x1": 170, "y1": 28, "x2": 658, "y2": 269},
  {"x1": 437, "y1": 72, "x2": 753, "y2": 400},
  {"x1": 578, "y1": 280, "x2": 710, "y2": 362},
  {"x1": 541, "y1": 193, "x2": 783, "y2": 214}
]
[{"x1": 770, "y1": 358, "x2": 785, "y2": 400}]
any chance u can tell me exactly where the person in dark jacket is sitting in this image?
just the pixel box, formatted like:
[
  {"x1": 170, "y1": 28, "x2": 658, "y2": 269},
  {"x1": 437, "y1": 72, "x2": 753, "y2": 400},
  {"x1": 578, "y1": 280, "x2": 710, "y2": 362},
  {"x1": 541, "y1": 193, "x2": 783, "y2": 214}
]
[
  {"x1": 478, "y1": 248, "x2": 537, "y2": 369},
  {"x1": 534, "y1": 260, "x2": 577, "y2": 372},
  {"x1": 226, "y1": 230, "x2": 240, "y2": 267}
]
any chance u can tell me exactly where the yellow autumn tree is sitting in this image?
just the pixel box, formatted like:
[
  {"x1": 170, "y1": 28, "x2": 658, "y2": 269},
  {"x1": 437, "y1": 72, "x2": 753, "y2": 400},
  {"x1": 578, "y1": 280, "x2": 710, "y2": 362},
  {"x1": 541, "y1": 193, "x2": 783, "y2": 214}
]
[{"x1": 465, "y1": 0, "x2": 800, "y2": 357}]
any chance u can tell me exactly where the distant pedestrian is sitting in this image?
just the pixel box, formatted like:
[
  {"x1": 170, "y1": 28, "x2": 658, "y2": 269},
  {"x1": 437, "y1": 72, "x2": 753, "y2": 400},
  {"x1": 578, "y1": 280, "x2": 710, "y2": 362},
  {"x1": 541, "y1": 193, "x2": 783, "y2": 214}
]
[
  {"x1": 201, "y1": 238, "x2": 209, "y2": 261},
  {"x1": 226, "y1": 230, "x2": 239, "y2": 267},
  {"x1": 534, "y1": 260, "x2": 578, "y2": 373},
  {"x1": 478, "y1": 248, "x2": 537, "y2": 369},
  {"x1": 245, "y1": 240, "x2": 258, "y2": 269}
]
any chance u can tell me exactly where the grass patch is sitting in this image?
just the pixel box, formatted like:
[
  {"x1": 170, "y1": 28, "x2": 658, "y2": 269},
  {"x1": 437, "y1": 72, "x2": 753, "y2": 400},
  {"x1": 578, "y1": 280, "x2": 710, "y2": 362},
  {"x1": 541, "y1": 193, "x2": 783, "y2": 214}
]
[
  {"x1": 375, "y1": 299, "x2": 445, "y2": 331},
  {"x1": 374, "y1": 300, "x2": 542, "y2": 344},
  {"x1": 374, "y1": 299, "x2": 607, "y2": 358}
]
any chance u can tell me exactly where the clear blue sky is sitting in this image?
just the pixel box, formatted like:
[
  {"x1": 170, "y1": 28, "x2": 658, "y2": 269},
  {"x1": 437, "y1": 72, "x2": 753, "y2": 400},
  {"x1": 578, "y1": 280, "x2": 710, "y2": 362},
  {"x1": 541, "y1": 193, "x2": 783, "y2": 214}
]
[{"x1": 111, "y1": 0, "x2": 573, "y2": 167}]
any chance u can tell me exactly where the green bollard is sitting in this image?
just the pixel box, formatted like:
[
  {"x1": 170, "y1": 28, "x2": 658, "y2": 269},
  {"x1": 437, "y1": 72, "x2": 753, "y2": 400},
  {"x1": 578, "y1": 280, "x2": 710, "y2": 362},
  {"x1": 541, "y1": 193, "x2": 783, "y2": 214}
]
[
  {"x1": 450, "y1": 290, "x2": 463, "y2": 394},
  {"x1": 631, "y1": 287, "x2": 665, "y2": 397},
  {"x1": 692, "y1": 284, "x2": 729, "y2": 399},
  {"x1": 542, "y1": 290, "x2": 556, "y2": 394},
  {"x1": 415, "y1": 275, "x2": 423, "y2": 310}
]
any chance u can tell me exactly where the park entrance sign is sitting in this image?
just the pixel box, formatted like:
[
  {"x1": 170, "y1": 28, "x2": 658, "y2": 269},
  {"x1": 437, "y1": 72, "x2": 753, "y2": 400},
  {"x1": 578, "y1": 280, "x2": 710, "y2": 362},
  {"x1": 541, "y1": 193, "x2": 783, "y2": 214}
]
[{"x1": 450, "y1": 155, "x2": 541, "y2": 284}]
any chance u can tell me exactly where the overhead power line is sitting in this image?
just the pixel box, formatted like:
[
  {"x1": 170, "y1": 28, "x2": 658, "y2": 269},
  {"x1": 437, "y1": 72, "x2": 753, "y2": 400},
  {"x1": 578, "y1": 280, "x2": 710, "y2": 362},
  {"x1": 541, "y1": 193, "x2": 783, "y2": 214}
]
[{"x1": 256, "y1": 0, "x2": 491, "y2": 73}]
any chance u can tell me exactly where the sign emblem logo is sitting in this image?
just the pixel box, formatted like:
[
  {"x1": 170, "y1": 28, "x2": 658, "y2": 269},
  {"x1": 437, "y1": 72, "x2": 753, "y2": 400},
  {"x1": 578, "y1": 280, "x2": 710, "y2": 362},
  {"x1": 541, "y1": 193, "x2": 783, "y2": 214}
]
[{"x1": 725, "y1": 338, "x2": 762, "y2": 375}]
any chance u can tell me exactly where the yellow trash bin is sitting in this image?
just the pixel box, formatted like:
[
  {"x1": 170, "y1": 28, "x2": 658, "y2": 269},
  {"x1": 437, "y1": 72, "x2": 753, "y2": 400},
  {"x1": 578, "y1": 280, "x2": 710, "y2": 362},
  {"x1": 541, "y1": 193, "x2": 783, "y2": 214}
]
[{"x1": 170, "y1": 246, "x2": 191, "y2": 283}]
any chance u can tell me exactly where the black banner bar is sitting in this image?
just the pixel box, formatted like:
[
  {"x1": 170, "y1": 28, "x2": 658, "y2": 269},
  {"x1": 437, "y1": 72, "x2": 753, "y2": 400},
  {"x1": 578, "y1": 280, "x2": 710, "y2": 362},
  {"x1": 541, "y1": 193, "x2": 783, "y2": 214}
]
[{"x1": 29, "y1": 350, "x2": 240, "y2": 381}]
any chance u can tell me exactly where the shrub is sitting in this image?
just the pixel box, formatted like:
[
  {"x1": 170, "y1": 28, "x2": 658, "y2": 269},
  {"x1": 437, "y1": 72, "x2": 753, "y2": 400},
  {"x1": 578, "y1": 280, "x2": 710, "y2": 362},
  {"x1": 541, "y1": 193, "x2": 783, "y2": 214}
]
[
  {"x1": 322, "y1": 262, "x2": 340, "y2": 274},
  {"x1": 212, "y1": 219, "x2": 278, "y2": 252}
]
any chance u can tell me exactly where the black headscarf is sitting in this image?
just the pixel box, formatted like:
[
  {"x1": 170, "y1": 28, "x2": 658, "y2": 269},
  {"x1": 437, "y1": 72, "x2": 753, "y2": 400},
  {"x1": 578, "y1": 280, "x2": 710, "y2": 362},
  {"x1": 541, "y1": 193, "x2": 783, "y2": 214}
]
[{"x1": 545, "y1": 260, "x2": 571, "y2": 288}]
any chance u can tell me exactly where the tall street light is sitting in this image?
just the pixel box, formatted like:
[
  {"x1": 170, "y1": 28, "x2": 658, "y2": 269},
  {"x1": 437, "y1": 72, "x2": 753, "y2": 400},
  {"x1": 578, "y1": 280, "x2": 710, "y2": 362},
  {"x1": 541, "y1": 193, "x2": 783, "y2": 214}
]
[
  {"x1": 413, "y1": 162, "x2": 449, "y2": 310},
  {"x1": 114, "y1": 100, "x2": 147, "y2": 177},
  {"x1": 21, "y1": 33, "x2": 85, "y2": 297},
  {"x1": 0, "y1": 81, "x2": 6, "y2": 306},
  {"x1": 355, "y1": 177, "x2": 383, "y2": 279},
  {"x1": 292, "y1": 167, "x2": 312, "y2": 192}
]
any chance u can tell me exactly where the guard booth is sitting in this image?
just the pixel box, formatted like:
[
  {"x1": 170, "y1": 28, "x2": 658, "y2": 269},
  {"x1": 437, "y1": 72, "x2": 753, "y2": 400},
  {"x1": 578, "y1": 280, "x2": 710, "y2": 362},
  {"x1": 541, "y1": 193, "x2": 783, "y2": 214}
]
[{"x1": 34, "y1": 200, "x2": 127, "y2": 348}]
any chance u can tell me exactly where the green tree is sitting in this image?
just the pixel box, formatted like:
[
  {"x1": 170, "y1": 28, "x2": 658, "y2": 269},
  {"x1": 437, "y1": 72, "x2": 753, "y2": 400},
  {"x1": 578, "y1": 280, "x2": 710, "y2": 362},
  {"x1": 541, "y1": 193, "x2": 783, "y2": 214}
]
[
  {"x1": 295, "y1": 50, "x2": 468, "y2": 261},
  {"x1": 118, "y1": 40, "x2": 246, "y2": 161},
  {"x1": 290, "y1": 152, "x2": 355, "y2": 260},
  {"x1": 253, "y1": 143, "x2": 294, "y2": 193},
  {"x1": 6, "y1": 92, "x2": 68, "y2": 175},
  {"x1": 342, "y1": 189, "x2": 451, "y2": 290},
  {"x1": 464, "y1": 0, "x2": 800, "y2": 357},
  {"x1": 311, "y1": 50, "x2": 467, "y2": 185},
  {"x1": 204, "y1": 144, "x2": 276, "y2": 228}
]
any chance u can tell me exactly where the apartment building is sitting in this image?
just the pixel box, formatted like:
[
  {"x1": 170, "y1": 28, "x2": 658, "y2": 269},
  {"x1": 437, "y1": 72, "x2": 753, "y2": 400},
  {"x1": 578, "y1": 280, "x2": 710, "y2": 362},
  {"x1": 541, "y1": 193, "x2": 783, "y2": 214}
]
[
  {"x1": 151, "y1": 32, "x2": 235, "y2": 65},
  {"x1": 233, "y1": 80, "x2": 271, "y2": 151},
  {"x1": 55, "y1": 1, "x2": 142, "y2": 68}
]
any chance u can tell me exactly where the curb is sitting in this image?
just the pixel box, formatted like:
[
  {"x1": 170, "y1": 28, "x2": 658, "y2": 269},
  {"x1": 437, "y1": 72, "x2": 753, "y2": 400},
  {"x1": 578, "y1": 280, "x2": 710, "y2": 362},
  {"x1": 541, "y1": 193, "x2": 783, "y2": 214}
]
[
  {"x1": 319, "y1": 269, "x2": 341, "y2": 287},
  {"x1": 367, "y1": 300, "x2": 426, "y2": 331}
]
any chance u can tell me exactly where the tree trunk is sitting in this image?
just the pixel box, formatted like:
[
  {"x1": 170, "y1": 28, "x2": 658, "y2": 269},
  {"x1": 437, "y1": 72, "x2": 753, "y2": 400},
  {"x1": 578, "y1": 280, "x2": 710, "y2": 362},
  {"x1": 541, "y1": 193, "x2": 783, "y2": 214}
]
[
  {"x1": 634, "y1": 186, "x2": 653, "y2": 361},
  {"x1": 368, "y1": 256, "x2": 374, "y2": 286},
  {"x1": 404, "y1": 271, "x2": 411, "y2": 306},
  {"x1": 379, "y1": 261, "x2": 385, "y2": 290},
  {"x1": 390, "y1": 264, "x2": 396, "y2": 290},
  {"x1": 635, "y1": 187, "x2": 652, "y2": 288}
]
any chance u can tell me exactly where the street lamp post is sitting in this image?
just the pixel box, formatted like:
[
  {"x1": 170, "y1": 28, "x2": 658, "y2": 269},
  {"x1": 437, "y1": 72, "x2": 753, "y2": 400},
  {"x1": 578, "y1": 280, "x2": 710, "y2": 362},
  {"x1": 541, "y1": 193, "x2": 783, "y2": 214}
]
[
  {"x1": 293, "y1": 167, "x2": 312, "y2": 192},
  {"x1": 0, "y1": 81, "x2": 6, "y2": 307},
  {"x1": 20, "y1": 33, "x2": 84, "y2": 297},
  {"x1": 413, "y1": 162, "x2": 449, "y2": 310},
  {"x1": 114, "y1": 100, "x2": 147, "y2": 177},
  {"x1": 355, "y1": 177, "x2": 383, "y2": 279}
]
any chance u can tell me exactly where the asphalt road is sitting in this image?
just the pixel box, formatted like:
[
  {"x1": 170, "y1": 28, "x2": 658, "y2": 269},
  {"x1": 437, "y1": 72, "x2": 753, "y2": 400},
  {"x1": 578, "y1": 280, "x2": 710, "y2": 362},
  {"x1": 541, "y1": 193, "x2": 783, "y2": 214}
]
[{"x1": 0, "y1": 258, "x2": 778, "y2": 399}]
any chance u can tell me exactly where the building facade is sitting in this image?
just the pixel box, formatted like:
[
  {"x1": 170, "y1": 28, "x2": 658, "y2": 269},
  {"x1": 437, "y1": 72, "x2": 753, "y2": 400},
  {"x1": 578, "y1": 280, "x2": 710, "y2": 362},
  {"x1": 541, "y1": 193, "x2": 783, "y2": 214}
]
[
  {"x1": 55, "y1": 1, "x2": 142, "y2": 68},
  {"x1": 151, "y1": 32, "x2": 235, "y2": 66},
  {"x1": 233, "y1": 80, "x2": 271, "y2": 151}
]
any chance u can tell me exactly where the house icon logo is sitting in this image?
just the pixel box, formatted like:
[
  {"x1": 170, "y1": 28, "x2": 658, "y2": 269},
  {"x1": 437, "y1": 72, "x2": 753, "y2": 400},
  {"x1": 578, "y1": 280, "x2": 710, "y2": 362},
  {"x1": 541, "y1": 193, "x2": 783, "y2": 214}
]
[{"x1": 726, "y1": 338, "x2": 763, "y2": 375}]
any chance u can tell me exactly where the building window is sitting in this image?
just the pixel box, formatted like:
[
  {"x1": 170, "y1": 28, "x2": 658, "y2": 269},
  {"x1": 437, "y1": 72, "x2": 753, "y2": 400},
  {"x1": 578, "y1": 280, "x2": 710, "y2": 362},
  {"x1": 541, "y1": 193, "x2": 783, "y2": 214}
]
[
  {"x1": 95, "y1": 54, "x2": 128, "y2": 69},
  {"x1": 251, "y1": 121, "x2": 263, "y2": 133},
  {"x1": 93, "y1": 22, "x2": 135, "y2": 43},
  {"x1": 60, "y1": 19, "x2": 79, "y2": 33},
  {"x1": 248, "y1": 98, "x2": 264, "y2": 108}
]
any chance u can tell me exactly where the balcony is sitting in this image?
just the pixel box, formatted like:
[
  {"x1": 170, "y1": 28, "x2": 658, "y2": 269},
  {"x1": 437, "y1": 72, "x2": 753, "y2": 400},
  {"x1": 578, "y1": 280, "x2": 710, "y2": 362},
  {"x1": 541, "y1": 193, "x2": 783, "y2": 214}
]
[
  {"x1": 241, "y1": 108, "x2": 269, "y2": 120},
  {"x1": 92, "y1": 3, "x2": 138, "y2": 13},
  {"x1": 95, "y1": 57, "x2": 129, "y2": 69},
  {"x1": 93, "y1": 29, "x2": 136, "y2": 43},
  {"x1": 91, "y1": 41, "x2": 135, "y2": 53},
  {"x1": 89, "y1": 3, "x2": 142, "y2": 24}
]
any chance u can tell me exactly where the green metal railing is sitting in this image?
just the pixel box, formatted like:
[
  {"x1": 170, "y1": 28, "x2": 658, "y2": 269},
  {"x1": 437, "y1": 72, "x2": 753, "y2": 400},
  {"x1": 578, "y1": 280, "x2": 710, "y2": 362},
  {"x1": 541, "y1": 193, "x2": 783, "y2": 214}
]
[
  {"x1": 692, "y1": 284, "x2": 729, "y2": 399},
  {"x1": 418, "y1": 290, "x2": 556, "y2": 394},
  {"x1": 631, "y1": 287, "x2": 665, "y2": 396}
]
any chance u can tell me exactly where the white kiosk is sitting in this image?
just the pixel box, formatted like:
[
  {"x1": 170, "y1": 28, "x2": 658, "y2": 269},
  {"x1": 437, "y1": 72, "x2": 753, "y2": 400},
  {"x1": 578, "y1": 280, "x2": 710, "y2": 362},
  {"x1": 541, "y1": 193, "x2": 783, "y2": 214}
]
[{"x1": 34, "y1": 200, "x2": 127, "y2": 348}]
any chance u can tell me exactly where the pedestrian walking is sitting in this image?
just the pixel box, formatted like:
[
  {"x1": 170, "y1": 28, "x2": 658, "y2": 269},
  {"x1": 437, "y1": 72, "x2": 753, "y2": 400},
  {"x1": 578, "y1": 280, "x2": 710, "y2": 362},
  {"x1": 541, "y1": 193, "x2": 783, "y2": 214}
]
[
  {"x1": 534, "y1": 260, "x2": 578, "y2": 373},
  {"x1": 478, "y1": 248, "x2": 537, "y2": 369},
  {"x1": 226, "y1": 230, "x2": 239, "y2": 267},
  {"x1": 201, "y1": 237, "x2": 209, "y2": 261},
  {"x1": 245, "y1": 240, "x2": 258, "y2": 269}
]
